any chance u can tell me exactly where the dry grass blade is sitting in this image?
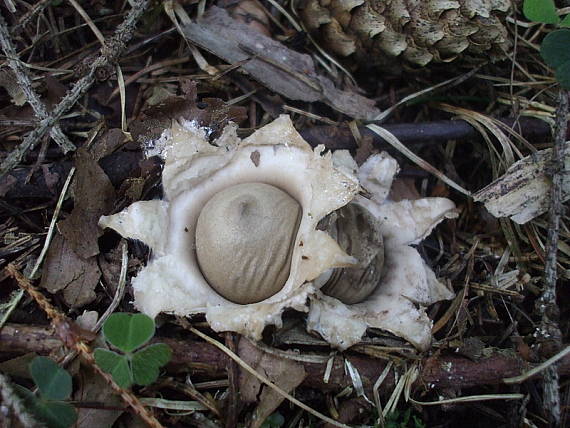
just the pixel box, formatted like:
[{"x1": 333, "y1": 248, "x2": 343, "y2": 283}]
[
  {"x1": 163, "y1": 1, "x2": 219, "y2": 76},
  {"x1": 366, "y1": 124, "x2": 471, "y2": 196},
  {"x1": 373, "y1": 360, "x2": 393, "y2": 428},
  {"x1": 504, "y1": 346, "x2": 570, "y2": 384},
  {"x1": 115, "y1": 65, "x2": 129, "y2": 133},
  {"x1": 436, "y1": 103, "x2": 527, "y2": 164},
  {"x1": 374, "y1": 69, "x2": 479, "y2": 122},
  {"x1": 411, "y1": 394, "x2": 524, "y2": 406},
  {"x1": 67, "y1": 0, "x2": 106, "y2": 45}
]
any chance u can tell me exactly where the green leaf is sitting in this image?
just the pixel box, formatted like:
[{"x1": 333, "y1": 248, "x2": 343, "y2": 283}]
[
  {"x1": 541, "y1": 30, "x2": 570, "y2": 69},
  {"x1": 30, "y1": 357, "x2": 72, "y2": 401},
  {"x1": 561, "y1": 14, "x2": 570, "y2": 27},
  {"x1": 102, "y1": 313, "x2": 155, "y2": 353},
  {"x1": 555, "y1": 61, "x2": 570, "y2": 89},
  {"x1": 94, "y1": 349, "x2": 133, "y2": 388},
  {"x1": 261, "y1": 412, "x2": 285, "y2": 428},
  {"x1": 13, "y1": 385, "x2": 77, "y2": 428},
  {"x1": 33, "y1": 401, "x2": 78, "y2": 428},
  {"x1": 132, "y1": 343, "x2": 172, "y2": 386},
  {"x1": 523, "y1": 0, "x2": 560, "y2": 24}
]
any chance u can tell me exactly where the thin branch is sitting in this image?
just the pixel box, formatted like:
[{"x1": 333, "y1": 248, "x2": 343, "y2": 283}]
[
  {"x1": 0, "y1": 0, "x2": 151, "y2": 179},
  {"x1": 3, "y1": 323, "x2": 570, "y2": 394},
  {"x1": 535, "y1": 89, "x2": 569, "y2": 427},
  {"x1": 0, "y1": 11, "x2": 75, "y2": 153}
]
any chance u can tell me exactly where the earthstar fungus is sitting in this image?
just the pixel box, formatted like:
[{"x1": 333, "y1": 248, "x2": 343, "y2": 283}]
[
  {"x1": 99, "y1": 115, "x2": 456, "y2": 349},
  {"x1": 308, "y1": 153, "x2": 457, "y2": 350}
]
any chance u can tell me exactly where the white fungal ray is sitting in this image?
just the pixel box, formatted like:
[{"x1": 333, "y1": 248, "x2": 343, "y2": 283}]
[
  {"x1": 99, "y1": 115, "x2": 360, "y2": 340},
  {"x1": 307, "y1": 153, "x2": 457, "y2": 351}
]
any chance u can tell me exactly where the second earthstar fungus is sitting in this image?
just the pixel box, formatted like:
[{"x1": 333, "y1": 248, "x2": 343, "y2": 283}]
[{"x1": 99, "y1": 115, "x2": 456, "y2": 350}]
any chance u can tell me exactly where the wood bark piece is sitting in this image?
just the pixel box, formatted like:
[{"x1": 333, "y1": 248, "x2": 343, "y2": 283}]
[
  {"x1": 473, "y1": 142, "x2": 570, "y2": 224},
  {"x1": 179, "y1": 7, "x2": 380, "y2": 120},
  {"x1": 2, "y1": 324, "x2": 570, "y2": 395}
]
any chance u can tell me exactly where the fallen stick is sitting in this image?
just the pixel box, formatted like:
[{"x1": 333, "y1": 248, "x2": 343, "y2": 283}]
[
  {"x1": 1, "y1": 323, "x2": 569, "y2": 394},
  {"x1": 0, "y1": 117, "x2": 553, "y2": 200}
]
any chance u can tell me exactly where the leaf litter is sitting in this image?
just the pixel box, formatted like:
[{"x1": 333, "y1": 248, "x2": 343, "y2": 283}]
[{"x1": 1, "y1": 1, "x2": 570, "y2": 427}]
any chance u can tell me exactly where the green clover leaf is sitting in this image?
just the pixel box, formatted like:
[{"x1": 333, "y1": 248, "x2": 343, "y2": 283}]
[
  {"x1": 95, "y1": 313, "x2": 172, "y2": 388},
  {"x1": 102, "y1": 312, "x2": 155, "y2": 353},
  {"x1": 13, "y1": 358, "x2": 77, "y2": 428},
  {"x1": 30, "y1": 357, "x2": 72, "y2": 401},
  {"x1": 540, "y1": 30, "x2": 570, "y2": 69},
  {"x1": 132, "y1": 343, "x2": 172, "y2": 386},
  {"x1": 555, "y1": 61, "x2": 570, "y2": 89},
  {"x1": 94, "y1": 348, "x2": 134, "y2": 388},
  {"x1": 523, "y1": 0, "x2": 560, "y2": 24}
]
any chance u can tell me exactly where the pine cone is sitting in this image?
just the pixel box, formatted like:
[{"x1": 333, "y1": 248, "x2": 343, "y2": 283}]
[{"x1": 299, "y1": 0, "x2": 512, "y2": 68}]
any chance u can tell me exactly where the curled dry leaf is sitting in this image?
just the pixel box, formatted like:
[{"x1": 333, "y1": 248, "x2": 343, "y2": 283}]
[
  {"x1": 100, "y1": 116, "x2": 456, "y2": 350},
  {"x1": 474, "y1": 142, "x2": 570, "y2": 224}
]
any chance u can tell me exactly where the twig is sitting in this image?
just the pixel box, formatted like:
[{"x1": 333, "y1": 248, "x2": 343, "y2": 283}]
[
  {"x1": 4, "y1": 264, "x2": 164, "y2": 428},
  {"x1": 0, "y1": 11, "x2": 75, "y2": 153},
  {"x1": 5, "y1": 323, "x2": 570, "y2": 392},
  {"x1": 11, "y1": 0, "x2": 51, "y2": 34},
  {"x1": 0, "y1": 0, "x2": 151, "y2": 179},
  {"x1": 535, "y1": 89, "x2": 569, "y2": 427},
  {"x1": 367, "y1": 123, "x2": 471, "y2": 196},
  {"x1": 224, "y1": 332, "x2": 240, "y2": 428}
]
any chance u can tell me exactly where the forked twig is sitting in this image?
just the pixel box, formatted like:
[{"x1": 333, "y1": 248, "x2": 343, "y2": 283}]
[
  {"x1": 0, "y1": 12, "x2": 75, "y2": 153},
  {"x1": 0, "y1": 0, "x2": 151, "y2": 178}
]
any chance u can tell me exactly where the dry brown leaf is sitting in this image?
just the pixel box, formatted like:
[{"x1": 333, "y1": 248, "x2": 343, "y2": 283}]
[
  {"x1": 130, "y1": 80, "x2": 247, "y2": 144},
  {"x1": 40, "y1": 232, "x2": 100, "y2": 308},
  {"x1": 238, "y1": 338, "x2": 307, "y2": 428},
  {"x1": 58, "y1": 147, "x2": 116, "y2": 259}
]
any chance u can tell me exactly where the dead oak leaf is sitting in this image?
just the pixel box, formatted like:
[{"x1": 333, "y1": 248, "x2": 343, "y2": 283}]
[
  {"x1": 40, "y1": 232, "x2": 100, "y2": 308},
  {"x1": 58, "y1": 147, "x2": 116, "y2": 259},
  {"x1": 238, "y1": 338, "x2": 306, "y2": 428}
]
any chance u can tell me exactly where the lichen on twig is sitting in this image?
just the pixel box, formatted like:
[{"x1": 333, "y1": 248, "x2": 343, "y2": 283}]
[
  {"x1": 535, "y1": 89, "x2": 569, "y2": 427},
  {"x1": 0, "y1": 0, "x2": 151, "y2": 179}
]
